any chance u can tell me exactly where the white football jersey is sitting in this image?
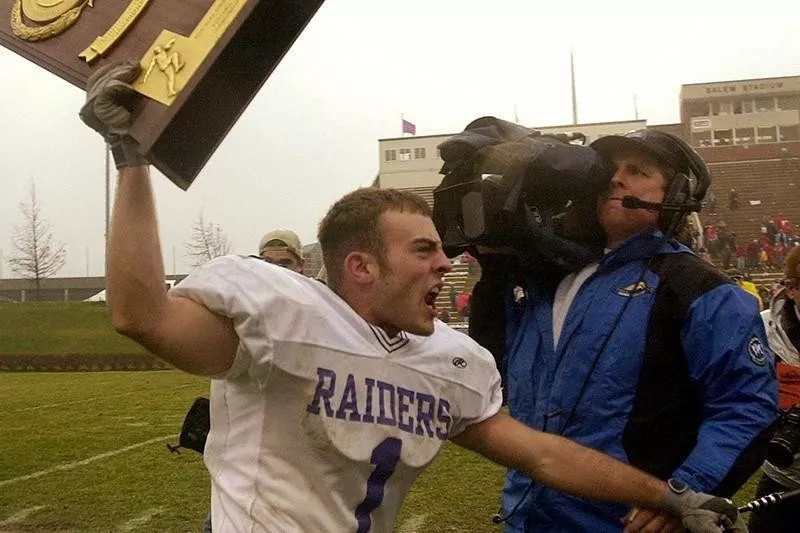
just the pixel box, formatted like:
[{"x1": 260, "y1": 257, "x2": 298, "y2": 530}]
[{"x1": 171, "y1": 255, "x2": 502, "y2": 533}]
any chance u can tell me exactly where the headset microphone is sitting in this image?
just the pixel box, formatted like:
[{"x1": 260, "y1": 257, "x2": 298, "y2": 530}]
[
  {"x1": 621, "y1": 196, "x2": 700, "y2": 214},
  {"x1": 621, "y1": 196, "x2": 663, "y2": 211}
]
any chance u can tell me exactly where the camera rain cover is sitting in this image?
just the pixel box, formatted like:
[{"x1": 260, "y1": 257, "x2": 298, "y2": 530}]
[{"x1": 433, "y1": 116, "x2": 610, "y2": 271}]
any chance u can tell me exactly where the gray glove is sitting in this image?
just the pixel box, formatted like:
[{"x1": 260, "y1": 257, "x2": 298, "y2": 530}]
[
  {"x1": 661, "y1": 479, "x2": 748, "y2": 533},
  {"x1": 79, "y1": 60, "x2": 148, "y2": 169}
]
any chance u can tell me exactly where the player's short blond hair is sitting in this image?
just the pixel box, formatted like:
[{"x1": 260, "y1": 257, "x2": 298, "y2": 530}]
[{"x1": 318, "y1": 187, "x2": 431, "y2": 289}]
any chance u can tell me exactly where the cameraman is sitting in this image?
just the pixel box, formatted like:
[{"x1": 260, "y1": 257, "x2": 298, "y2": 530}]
[
  {"x1": 749, "y1": 245, "x2": 800, "y2": 532},
  {"x1": 471, "y1": 130, "x2": 777, "y2": 532}
]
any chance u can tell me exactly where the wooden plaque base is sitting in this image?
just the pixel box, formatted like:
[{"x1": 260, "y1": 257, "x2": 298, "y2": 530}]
[{"x1": 0, "y1": 0, "x2": 325, "y2": 189}]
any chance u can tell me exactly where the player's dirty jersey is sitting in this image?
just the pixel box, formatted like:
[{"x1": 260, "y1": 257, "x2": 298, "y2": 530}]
[{"x1": 171, "y1": 255, "x2": 502, "y2": 533}]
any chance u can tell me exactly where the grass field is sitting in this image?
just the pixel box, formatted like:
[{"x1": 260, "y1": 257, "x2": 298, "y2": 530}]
[
  {"x1": 0, "y1": 302, "x2": 143, "y2": 354},
  {"x1": 0, "y1": 371, "x2": 510, "y2": 532}
]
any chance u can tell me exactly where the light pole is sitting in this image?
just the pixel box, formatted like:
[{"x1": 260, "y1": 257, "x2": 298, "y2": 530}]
[{"x1": 105, "y1": 143, "x2": 111, "y2": 264}]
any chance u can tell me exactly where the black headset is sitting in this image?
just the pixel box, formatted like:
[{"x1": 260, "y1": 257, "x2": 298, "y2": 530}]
[{"x1": 653, "y1": 131, "x2": 710, "y2": 233}]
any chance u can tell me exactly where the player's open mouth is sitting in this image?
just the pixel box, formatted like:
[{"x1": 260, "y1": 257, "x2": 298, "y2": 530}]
[{"x1": 425, "y1": 285, "x2": 441, "y2": 312}]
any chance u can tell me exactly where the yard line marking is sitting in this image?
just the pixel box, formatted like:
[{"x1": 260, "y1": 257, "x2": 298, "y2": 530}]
[
  {"x1": 0, "y1": 506, "x2": 47, "y2": 526},
  {"x1": 117, "y1": 507, "x2": 164, "y2": 532},
  {"x1": 397, "y1": 513, "x2": 427, "y2": 533},
  {"x1": 14, "y1": 384, "x2": 197, "y2": 412},
  {"x1": 0, "y1": 435, "x2": 175, "y2": 488}
]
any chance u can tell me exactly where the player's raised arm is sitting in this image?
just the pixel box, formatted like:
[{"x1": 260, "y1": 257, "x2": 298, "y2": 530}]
[
  {"x1": 452, "y1": 412, "x2": 747, "y2": 533},
  {"x1": 79, "y1": 62, "x2": 238, "y2": 376}
]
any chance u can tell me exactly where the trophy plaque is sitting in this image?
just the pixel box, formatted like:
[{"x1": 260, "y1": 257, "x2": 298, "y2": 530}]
[{"x1": 0, "y1": 0, "x2": 325, "y2": 189}]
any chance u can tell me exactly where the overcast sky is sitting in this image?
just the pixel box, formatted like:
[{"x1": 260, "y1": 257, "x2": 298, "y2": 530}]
[{"x1": 1, "y1": 0, "x2": 799, "y2": 278}]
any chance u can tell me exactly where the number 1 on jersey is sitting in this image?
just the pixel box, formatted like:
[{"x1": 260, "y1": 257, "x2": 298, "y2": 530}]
[{"x1": 354, "y1": 437, "x2": 402, "y2": 532}]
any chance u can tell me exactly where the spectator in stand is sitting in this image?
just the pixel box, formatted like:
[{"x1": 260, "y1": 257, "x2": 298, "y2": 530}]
[
  {"x1": 707, "y1": 191, "x2": 717, "y2": 214},
  {"x1": 735, "y1": 241, "x2": 747, "y2": 271},
  {"x1": 774, "y1": 213, "x2": 788, "y2": 234},
  {"x1": 718, "y1": 225, "x2": 734, "y2": 269},
  {"x1": 747, "y1": 240, "x2": 760, "y2": 270},
  {"x1": 766, "y1": 217, "x2": 779, "y2": 243},
  {"x1": 704, "y1": 224, "x2": 719, "y2": 259},
  {"x1": 729, "y1": 188, "x2": 739, "y2": 209},
  {"x1": 455, "y1": 291, "x2": 471, "y2": 321},
  {"x1": 766, "y1": 242, "x2": 777, "y2": 270},
  {"x1": 759, "y1": 247, "x2": 770, "y2": 271}
]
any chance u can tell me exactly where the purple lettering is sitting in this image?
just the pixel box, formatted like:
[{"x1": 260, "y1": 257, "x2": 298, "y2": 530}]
[
  {"x1": 415, "y1": 393, "x2": 436, "y2": 437},
  {"x1": 307, "y1": 367, "x2": 336, "y2": 416},
  {"x1": 362, "y1": 378, "x2": 376, "y2": 423},
  {"x1": 376, "y1": 381, "x2": 396, "y2": 426},
  {"x1": 436, "y1": 399, "x2": 451, "y2": 441},
  {"x1": 335, "y1": 373, "x2": 362, "y2": 421},
  {"x1": 397, "y1": 387, "x2": 414, "y2": 433}
]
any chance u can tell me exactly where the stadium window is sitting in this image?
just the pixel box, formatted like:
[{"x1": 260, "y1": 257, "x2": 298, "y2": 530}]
[
  {"x1": 686, "y1": 101, "x2": 710, "y2": 118},
  {"x1": 385, "y1": 149, "x2": 397, "y2": 161},
  {"x1": 414, "y1": 147, "x2": 426, "y2": 159},
  {"x1": 779, "y1": 125, "x2": 800, "y2": 142},
  {"x1": 713, "y1": 101, "x2": 733, "y2": 115},
  {"x1": 777, "y1": 96, "x2": 800, "y2": 110},
  {"x1": 399, "y1": 148, "x2": 413, "y2": 161},
  {"x1": 712, "y1": 129, "x2": 733, "y2": 146},
  {"x1": 693, "y1": 131, "x2": 712, "y2": 147},
  {"x1": 757, "y1": 126, "x2": 777, "y2": 143},
  {"x1": 755, "y1": 97, "x2": 775, "y2": 112},
  {"x1": 734, "y1": 128, "x2": 755, "y2": 144},
  {"x1": 741, "y1": 99, "x2": 754, "y2": 113}
]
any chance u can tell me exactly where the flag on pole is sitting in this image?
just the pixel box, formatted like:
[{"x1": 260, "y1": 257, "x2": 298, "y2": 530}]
[{"x1": 402, "y1": 118, "x2": 416, "y2": 135}]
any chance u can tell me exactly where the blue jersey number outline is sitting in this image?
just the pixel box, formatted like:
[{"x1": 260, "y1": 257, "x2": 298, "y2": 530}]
[{"x1": 354, "y1": 437, "x2": 402, "y2": 532}]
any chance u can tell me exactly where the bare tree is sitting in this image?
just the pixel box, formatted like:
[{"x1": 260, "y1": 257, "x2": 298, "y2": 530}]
[
  {"x1": 185, "y1": 211, "x2": 233, "y2": 267},
  {"x1": 7, "y1": 183, "x2": 67, "y2": 300}
]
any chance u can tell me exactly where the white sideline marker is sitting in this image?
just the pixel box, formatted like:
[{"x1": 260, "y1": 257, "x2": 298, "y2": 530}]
[
  {"x1": 0, "y1": 435, "x2": 175, "y2": 488},
  {"x1": 397, "y1": 513, "x2": 428, "y2": 533},
  {"x1": 15, "y1": 384, "x2": 195, "y2": 412},
  {"x1": 0, "y1": 506, "x2": 46, "y2": 526},
  {"x1": 117, "y1": 507, "x2": 164, "y2": 532}
]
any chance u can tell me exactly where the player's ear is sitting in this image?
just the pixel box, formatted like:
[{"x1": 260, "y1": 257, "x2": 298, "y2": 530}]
[{"x1": 343, "y1": 251, "x2": 378, "y2": 285}]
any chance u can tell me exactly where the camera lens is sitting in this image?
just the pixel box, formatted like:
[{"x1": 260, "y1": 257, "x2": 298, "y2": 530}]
[{"x1": 767, "y1": 438, "x2": 797, "y2": 469}]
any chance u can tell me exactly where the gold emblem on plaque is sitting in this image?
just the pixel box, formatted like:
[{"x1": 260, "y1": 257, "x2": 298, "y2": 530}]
[
  {"x1": 136, "y1": 0, "x2": 248, "y2": 106},
  {"x1": 79, "y1": 0, "x2": 153, "y2": 64},
  {"x1": 142, "y1": 38, "x2": 185, "y2": 97},
  {"x1": 11, "y1": 0, "x2": 92, "y2": 42}
]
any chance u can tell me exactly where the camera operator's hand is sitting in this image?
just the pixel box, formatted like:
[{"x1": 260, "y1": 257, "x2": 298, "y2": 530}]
[
  {"x1": 659, "y1": 479, "x2": 747, "y2": 533},
  {"x1": 622, "y1": 507, "x2": 683, "y2": 533},
  {"x1": 79, "y1": 60, "x2": 148, "y2": 169}
]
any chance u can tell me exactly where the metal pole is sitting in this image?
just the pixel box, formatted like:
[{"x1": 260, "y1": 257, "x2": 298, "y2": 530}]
[
  {"x1": 570, "y1": 49, "x2": 578, "y2": 125},
  {"x1": 105, "y1": 143, "x2": 111, "y2": 249}
]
